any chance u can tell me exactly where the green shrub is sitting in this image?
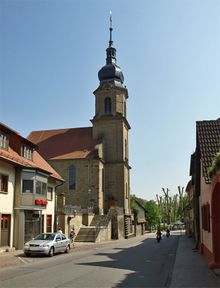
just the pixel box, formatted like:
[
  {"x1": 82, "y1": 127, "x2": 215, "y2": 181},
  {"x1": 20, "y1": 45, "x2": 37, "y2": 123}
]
[{"x1": 208, "y1": 151, "x2": 220, "y2": 177}]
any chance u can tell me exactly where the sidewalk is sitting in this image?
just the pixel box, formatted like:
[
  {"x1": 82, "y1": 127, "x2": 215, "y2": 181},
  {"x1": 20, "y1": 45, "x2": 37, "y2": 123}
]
[{"x1": 170, "y1": 235, "x2": 220, "y2": 287}]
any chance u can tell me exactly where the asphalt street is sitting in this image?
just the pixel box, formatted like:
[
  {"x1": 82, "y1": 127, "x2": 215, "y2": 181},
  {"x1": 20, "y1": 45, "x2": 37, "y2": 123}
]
[
  {"x1": 0, "y1": 232, "x2": 219, "y2": 288},
  {"x1": 0, "y1": 234, "x2": 178, "y2": 288}
]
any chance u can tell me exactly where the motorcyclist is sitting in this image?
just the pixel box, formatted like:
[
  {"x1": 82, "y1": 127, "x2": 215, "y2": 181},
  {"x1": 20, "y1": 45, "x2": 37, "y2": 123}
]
[
  {"x1": 166, "y1": 228, "x2": 170, "y2": 237},
  {"x1": 156, "y1": 229, "x2": 162, "y2": 242}
]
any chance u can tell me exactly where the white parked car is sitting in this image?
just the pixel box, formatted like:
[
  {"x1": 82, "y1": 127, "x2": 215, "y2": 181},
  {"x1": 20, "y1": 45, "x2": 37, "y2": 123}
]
[{"x1": 24, "y1": 233, "x2": 71, "y2": 257}]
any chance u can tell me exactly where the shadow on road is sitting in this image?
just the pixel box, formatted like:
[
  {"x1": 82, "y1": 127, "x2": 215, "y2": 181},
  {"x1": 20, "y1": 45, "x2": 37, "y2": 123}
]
[{"x1": 78, "y1": 235, "x2": 179, "y2": 287}]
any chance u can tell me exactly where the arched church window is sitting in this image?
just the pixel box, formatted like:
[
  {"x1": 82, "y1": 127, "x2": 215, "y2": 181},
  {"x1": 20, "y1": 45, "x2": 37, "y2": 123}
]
[
  {"x1": 104, "y1": 97, "x2": 112, "y2": 114},
  {"x1": 68, "y1": 165, "x2": 76, "y2": 190}
]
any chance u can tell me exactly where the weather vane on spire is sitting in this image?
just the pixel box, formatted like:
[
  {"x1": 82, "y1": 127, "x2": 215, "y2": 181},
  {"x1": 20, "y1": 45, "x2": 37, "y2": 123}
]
[{"x1": 109, "y1": 11, "x2": 113, "y2": 47}]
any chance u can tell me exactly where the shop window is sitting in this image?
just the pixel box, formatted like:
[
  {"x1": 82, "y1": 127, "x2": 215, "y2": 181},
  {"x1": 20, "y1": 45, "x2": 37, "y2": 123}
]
[
  {"x1": 47, "y1": 187, "x2": 53, "y2": 201},
  {"x1": 46, "y1": 215, "x2": 52, "y2": 232},
  {"x1": 0, "y1": 174, "x2": 8, "y2": 193},
  {"x1": 104, "y1": 97, "x2": 111, "y2": 114},
  {"x1": 24, "y1": 210, "x2": 41, "y2": 242},
  {"x1": 1, "y1": 215, "x2": 9, "y2": 228},
  {"x1": 36, "y1": 180, "x2": 47, "y2": 196},
  {"x1": 69, "y1": 165, "x2": 76, "y2": 190},
  {"x1": 22, "y1": 179, "x2": 34, "y2": 193}
]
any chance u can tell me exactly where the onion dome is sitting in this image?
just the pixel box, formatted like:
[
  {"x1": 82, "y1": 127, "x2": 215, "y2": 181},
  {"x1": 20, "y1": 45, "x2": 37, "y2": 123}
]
[{"x1": 98, "y1": 13, "x2": 124, "y2": 87}]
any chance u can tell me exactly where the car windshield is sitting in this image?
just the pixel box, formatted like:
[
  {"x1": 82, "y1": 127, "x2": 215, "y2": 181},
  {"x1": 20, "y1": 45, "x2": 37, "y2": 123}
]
[{"x1": 34, "y1": 233, "x2": 56, "y2": 241}]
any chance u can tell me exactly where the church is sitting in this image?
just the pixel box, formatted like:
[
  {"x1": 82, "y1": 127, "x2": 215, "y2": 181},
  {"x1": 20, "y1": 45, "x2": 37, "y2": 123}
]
[{"x1": 28, "y1": 19, "x2": 132, "y2": 241}]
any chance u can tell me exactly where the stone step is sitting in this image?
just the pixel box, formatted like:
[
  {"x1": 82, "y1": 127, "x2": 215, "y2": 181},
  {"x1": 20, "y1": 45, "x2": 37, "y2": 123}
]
[
  {"x1": 89, "y1": 215, "x2": 106, "y2": 226},
  {"x1": 75, "y1": 227, "x2": 96, "y2": 242}
]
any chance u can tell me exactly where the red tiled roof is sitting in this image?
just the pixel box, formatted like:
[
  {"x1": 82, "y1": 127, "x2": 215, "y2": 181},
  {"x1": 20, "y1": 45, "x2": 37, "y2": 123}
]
[
  {"x1": 0, "y1": 147, "x2": 63, "y2": 182},
  {"x1": 196, "y1": 119, "x2": 220, "y2": 183},
  {"x1": 0, "y1": 123, "x2": 63, "y2": 182},
  {"x1": 28, "y1": 127, "x2": 96, "y2": 160}
]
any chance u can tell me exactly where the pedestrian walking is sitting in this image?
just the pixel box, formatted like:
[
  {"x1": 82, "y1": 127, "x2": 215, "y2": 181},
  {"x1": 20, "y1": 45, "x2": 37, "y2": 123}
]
[
  {"x1": 70, "y1": 227, "x2": 75, "y2": 246},
  {"x1": 57, "y1": 227, "x2": 63, "y2": 234}
]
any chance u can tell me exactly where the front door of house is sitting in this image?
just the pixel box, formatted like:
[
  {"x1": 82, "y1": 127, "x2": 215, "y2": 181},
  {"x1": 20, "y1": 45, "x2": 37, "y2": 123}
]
[{"x1": 0, "y1": 214, "x2": 10, "y2": 246}]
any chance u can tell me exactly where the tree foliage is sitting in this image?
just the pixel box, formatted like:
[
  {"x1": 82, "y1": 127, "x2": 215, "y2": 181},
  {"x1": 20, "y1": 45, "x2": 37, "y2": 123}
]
[
  {"x1": 131, "y1": 195, "x2": 160, "y2": 230},
  {"x1": 144, "y1": 200, "x2": 161, "y2": 230},
  {"x1": 156, "y1": 186, "x2": 187, "y2": 227},
  {"x1": 131, "y1": 186, "x2": 187, "y2": 230}
]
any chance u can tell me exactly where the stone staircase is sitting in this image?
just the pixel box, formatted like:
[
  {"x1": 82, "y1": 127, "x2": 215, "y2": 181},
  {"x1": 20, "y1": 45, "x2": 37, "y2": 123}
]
[
  {"x1": 74, "y1": 214, "x2": 110, "y2": 242},
  {"x1": 74, "y1": 227, "x2": 96, "y2": 242},
  {"x1": 90, "y1": 215, "x2": 106, "y2": 226}
]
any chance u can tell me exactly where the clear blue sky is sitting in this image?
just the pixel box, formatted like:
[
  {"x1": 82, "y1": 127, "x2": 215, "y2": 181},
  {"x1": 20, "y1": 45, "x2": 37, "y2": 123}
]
[{"x1": 1, "y1": 0, "x2": 220, "y2": 201}]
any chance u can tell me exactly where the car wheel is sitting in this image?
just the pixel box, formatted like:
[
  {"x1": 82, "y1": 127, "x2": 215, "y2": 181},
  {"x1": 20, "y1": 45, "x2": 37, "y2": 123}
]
[
  {"x1": 48, "y1": 247, "x2": 54, "y2": 257},
  {"x1": 65, "y1": 245, "x2": 70, "y2": 253}
]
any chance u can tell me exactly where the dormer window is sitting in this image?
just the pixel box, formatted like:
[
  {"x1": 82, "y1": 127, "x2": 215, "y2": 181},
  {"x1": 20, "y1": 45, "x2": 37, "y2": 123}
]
[
  {"x1": 21, "y1": 145, "x2": 33, "y2": 161},
  {"x1": 0, "y1": 132, "x2": 9, "y2": 150}
]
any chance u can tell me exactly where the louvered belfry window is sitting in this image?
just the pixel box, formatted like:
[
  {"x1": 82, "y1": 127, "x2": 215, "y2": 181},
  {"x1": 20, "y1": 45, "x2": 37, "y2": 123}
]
[{"x1": 104, "y1": 97, "x2": 111, "y2": 114}]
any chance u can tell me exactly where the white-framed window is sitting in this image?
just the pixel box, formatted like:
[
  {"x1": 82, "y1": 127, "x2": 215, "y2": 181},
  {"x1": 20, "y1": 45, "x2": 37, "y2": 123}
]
[
  {"x1": 22, "y1": 179, "x2": 34, "y2": 193},
  {"x1": 36, "y1": 180, "x2": 47, "y2": 196},
  {"x1": 0, "y1": 132, "x2": 9, "y2": 150},
  {"x1": 21, "y1": 145, "x2": 33, "y2": 161},
  {"x1": 21, "y1": 170, "x2": 48, "y2": 195},
  {"x1": 47, "y1": 186, "x2": 53, "y2": 201}
]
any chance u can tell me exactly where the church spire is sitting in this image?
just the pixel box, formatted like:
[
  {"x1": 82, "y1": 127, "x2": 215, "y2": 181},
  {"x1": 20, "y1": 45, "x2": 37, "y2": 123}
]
[
  {"x1": 98, "y1": 12, "x2": 124, "y2": 87},
  {"x1": 109, "y1": 11, "x2": 113, "y2": 47},
  {"x1": 106, "y1": 11, "x2": 116, "y2": 65}
]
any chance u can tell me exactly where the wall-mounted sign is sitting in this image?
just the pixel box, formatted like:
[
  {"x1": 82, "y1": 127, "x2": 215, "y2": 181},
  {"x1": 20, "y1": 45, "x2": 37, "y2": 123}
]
[
  {"x1": 1, "y1": 216, "x2": 9, "y2": 221},
  {"x1": 35, "y1": 199, "x2": 48, "y2": 205}
]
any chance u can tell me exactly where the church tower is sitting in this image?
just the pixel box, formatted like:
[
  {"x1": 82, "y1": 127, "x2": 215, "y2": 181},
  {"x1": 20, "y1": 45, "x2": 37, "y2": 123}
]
[{"x1": 92, "y1": 15, "x2": 131, "y2": 215}]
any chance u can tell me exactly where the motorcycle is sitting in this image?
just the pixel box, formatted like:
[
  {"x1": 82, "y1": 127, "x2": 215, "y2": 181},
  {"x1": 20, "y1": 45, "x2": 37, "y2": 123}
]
[
  {"x1": 166, "y1": 230, "x2": 170, "y2": 237},
  {"x1": 156, "y1": 235, "x2": 161, "y2": 243}
]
